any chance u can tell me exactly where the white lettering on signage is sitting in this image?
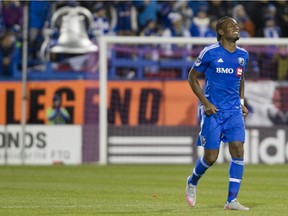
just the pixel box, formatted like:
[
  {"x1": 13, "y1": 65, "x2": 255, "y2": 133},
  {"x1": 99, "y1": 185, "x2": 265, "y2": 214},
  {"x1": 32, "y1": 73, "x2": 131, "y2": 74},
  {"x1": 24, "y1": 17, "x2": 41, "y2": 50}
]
[{"x1": 197, "y1": 129, "x2": 288, "y2": 164}]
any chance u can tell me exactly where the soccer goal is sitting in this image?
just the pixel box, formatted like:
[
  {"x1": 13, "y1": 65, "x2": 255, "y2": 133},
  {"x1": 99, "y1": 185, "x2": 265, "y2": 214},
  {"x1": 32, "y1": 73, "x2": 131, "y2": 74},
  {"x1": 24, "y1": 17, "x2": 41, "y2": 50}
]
[{"x1": 98, "y1": 36, "x2": 288, "y2": 165}]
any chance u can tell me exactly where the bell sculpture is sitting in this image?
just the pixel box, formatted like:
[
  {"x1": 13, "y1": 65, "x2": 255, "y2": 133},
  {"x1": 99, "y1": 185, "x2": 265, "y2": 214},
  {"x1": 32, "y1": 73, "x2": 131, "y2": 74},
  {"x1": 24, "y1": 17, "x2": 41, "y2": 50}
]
[{"x1": 50, "y1": 6, "x2": 98, "y2": 54}]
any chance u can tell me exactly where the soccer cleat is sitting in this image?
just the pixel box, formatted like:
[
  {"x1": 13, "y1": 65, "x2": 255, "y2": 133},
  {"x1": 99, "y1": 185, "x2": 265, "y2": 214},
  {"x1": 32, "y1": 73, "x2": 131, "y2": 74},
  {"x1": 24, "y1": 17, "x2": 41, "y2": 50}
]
[
  {"x1": 185, "y1": 176, "x2": 196, "y2": 207},
  {"x1": 224, "y1": 199, "x2": 249, "y2": 210}
]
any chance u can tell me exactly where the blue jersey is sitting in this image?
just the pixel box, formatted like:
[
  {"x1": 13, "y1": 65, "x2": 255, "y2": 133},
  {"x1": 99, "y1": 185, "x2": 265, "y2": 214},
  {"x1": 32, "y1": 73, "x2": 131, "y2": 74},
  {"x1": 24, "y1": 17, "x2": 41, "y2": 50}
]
[{"x1": 192, "y1": 42, "x2": 249, "y2": 111}]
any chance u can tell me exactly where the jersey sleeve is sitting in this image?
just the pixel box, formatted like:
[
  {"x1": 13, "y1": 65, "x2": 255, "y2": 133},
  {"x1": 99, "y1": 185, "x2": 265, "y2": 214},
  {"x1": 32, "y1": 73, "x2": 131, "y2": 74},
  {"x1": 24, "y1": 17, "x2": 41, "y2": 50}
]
[
  {"x1": 245, "y1": 52, "x2": 249, "y2": 70},
  {"x1": 241, "y1": 51, "x2": 249, "y2": 76},
  {"x1": 192, "y1": 47, "x2": 211, "y2": 74}
]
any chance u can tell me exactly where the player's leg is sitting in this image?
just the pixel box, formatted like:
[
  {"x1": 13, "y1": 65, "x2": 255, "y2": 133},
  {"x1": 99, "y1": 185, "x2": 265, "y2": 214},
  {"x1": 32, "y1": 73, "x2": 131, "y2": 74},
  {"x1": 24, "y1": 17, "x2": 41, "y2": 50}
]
[
  {"x1": 224, "y1": 141, "x2": 249, "y2": 210},
  {"x1": 223, "y1": 111, "x2": 249, "y2": 210},
  {"x1": 186, "y1": 109, "x2": 221, "y2": 207},
  {"x1": 186, "y1": 149, "x2": 219, "y2": 207},
  {"x1": 190, "y1": 110, "x2": 222, "y2": 186},
  {"x1": 189, "y1": 149, "x2": 219, "y2": 186},
  {"x1": 227, "y1": 141, "x2": 245, "y2": 202}
]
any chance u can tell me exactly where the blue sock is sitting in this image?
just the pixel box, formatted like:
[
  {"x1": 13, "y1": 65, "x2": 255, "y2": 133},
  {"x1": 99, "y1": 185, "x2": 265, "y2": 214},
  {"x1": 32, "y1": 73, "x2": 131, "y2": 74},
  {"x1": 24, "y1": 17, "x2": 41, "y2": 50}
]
[
  {"x1": 227, "y1": 158, "x2": 244, "y2": 202},
  {"x1": 188, "y1": 156, "x2": 211, "y2": 186}
]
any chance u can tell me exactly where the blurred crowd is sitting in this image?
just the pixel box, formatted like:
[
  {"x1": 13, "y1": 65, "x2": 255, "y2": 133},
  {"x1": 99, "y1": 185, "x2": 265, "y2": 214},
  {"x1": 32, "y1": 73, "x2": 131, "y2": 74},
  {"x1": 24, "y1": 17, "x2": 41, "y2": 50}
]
[{"x1": 0, "y1": 0, "x2": 288, "y2": 79}]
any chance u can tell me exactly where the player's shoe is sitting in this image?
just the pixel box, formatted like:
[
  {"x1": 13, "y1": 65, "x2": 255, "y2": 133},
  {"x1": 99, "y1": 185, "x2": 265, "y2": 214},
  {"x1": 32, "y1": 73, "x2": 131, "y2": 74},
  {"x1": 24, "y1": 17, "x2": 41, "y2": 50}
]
[
  {"x1": 185, "y1": 176, "x2": 196, "y2": 207},
  {"x1": 224, "y1": 199, "x2": 249, "y2": 210}
]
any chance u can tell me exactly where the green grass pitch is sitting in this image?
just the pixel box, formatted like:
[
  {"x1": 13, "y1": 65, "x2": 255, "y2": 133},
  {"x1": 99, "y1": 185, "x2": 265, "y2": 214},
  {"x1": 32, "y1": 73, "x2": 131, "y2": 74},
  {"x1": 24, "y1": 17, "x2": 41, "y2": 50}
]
[{"x1": 0, "y1": 164, "x2": 287, "y2": 216}]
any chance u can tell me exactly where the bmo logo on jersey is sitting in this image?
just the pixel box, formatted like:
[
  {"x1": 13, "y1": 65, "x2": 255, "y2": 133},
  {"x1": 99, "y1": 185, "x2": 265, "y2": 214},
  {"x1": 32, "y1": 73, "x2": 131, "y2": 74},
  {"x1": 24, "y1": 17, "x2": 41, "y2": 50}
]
[{"x1": 216, "y1": 67, "x2": 234, "y2": 74}]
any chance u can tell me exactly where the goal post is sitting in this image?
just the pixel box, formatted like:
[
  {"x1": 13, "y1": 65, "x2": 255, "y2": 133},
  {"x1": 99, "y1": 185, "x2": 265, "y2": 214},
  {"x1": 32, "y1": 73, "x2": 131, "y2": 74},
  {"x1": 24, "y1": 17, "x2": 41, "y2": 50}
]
[{"x1": 98, "y1": 36, "x2": 288, "y2": 165}]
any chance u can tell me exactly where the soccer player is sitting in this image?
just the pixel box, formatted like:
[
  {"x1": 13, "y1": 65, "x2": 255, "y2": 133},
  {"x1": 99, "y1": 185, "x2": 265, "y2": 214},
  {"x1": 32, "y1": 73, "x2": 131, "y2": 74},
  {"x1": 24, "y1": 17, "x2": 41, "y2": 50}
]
[{"x1": 185, "y1": 16, "x2": 249, "y2": 210}]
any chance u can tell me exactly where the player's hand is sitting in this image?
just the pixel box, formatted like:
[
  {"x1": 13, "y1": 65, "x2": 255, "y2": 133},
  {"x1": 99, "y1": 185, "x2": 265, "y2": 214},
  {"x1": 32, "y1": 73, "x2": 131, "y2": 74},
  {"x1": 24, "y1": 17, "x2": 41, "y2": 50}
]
[
  {"x1": 241, "y1": 105, "x2": 248, "y2": 118},
  {"x1": 203, "y1": 102, "x2": 218, "y2": 116}
]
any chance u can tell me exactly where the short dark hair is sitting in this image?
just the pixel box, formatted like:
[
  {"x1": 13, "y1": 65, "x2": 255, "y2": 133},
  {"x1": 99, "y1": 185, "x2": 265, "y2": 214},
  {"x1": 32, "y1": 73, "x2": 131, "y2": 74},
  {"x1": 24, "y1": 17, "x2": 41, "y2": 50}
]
[
  {"x1": 53, "y1": 94, "x2": 61, "y2": 102},
  {"x1": 216, "y1": 16, "x2": 232, "y2": 41}
]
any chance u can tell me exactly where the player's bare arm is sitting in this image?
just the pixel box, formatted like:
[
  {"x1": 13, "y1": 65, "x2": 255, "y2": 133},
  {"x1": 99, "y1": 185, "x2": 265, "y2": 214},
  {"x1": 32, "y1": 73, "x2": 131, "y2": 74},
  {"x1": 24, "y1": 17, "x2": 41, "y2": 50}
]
[
  {"x1": 240, "y1": 73, "x2": 248, "y2": 118},
  {"x1": 188, "y1": 68, "x2": 218, "y2": 115}
]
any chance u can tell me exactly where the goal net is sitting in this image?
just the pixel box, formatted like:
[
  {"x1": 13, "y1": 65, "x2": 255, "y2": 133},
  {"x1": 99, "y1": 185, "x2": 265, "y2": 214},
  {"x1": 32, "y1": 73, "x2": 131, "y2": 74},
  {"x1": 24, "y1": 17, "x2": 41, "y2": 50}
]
[{"x1": 98, "y1": 36, "x2": 288, "y2": 164}]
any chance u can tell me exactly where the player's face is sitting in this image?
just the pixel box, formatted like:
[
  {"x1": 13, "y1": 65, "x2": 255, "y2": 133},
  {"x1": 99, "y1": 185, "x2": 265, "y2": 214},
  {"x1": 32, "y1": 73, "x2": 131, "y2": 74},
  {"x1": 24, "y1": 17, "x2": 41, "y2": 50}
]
[{"x1": 223, "y1": 19, "x2": 240, "y2": 42}]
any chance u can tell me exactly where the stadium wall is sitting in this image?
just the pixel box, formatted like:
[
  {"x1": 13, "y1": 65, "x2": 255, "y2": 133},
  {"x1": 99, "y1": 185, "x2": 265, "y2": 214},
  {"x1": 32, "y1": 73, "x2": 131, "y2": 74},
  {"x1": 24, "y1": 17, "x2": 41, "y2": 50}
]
[{"x1": 0, "y1": 80, "x2": 288, "y2": 164}]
